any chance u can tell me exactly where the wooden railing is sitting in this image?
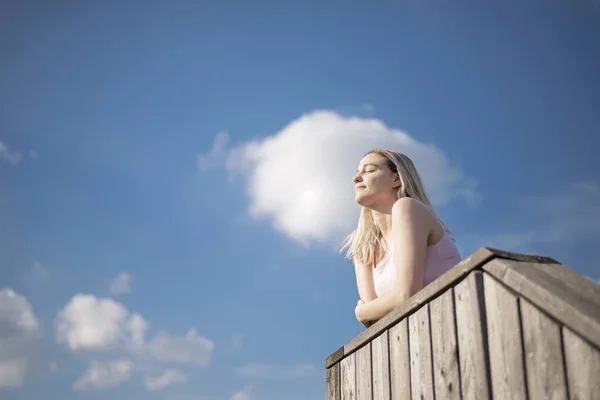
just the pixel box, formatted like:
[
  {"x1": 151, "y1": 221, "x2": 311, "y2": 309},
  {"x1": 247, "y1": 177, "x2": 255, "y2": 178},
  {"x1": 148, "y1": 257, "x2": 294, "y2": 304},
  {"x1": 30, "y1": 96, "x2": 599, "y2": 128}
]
[{"x1": 325, "y1": 247, "x2": 600, "y2": 400}]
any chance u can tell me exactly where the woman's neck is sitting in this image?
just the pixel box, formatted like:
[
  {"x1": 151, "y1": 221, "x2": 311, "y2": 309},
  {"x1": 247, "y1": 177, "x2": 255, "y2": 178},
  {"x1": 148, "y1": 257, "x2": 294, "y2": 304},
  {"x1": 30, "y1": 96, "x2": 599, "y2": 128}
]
[{"x1": 371, "y1": 208, "x2": 393, "y2": 239}]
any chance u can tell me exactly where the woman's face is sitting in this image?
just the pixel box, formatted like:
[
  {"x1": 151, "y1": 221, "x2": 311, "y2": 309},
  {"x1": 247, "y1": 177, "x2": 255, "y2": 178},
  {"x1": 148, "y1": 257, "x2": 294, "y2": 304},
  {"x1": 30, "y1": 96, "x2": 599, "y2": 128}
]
[{"x1": 353, "y1": 153, "x2": 399, "y2": 207}]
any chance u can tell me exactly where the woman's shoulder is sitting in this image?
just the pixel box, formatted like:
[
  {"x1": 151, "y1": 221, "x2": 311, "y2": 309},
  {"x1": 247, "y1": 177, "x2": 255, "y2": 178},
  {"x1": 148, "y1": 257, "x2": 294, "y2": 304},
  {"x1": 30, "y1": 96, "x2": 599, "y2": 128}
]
[
  {"x1": 391, "y1": 197, "x2": 431, "y2": 217},
  {"x1": 391, "y1": 197, "x2": 438, "y2": 228}
]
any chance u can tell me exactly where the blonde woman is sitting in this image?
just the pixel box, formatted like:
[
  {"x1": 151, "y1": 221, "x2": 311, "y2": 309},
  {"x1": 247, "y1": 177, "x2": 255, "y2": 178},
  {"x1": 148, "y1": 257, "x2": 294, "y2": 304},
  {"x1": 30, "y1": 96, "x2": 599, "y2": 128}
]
[{"x1": 341, "y1": 149, "x2": 462, "y2": 328}]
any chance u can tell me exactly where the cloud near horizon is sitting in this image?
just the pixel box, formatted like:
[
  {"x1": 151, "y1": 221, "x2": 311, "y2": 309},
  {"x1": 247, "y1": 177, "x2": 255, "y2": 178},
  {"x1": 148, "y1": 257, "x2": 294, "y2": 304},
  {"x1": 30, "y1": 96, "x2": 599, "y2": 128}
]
[
  {"x1": 198, "y1": 110, "x2": 478, "y2": 246},
  {"x1": 480, "y1": 181, "x2": 600, "y2": 255},
  {"x1": 0, "y1": 289, "x2": 43, "y2": 388}
]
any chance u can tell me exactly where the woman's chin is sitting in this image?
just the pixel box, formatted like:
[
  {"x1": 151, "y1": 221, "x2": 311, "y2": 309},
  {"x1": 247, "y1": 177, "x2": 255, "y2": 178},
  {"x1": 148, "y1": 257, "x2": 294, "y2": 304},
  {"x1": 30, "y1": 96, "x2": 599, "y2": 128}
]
[{"x1": 355, "y1": 194, "x2": 371, "y2": 207}]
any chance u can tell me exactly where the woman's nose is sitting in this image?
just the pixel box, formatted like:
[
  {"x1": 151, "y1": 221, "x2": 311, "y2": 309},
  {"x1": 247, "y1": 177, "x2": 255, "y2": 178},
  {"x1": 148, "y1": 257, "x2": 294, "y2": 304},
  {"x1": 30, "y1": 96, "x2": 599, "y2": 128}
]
[{"x1": 353, "y1": 174, "x2": 362, "y2": 184}]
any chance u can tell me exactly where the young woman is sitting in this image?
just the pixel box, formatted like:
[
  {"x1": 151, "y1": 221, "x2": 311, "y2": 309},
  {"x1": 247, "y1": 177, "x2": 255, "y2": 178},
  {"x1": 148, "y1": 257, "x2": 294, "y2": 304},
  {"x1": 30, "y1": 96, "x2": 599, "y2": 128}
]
[{"x1": 340, "y1": 149, "x2": 462, "y2": 328}]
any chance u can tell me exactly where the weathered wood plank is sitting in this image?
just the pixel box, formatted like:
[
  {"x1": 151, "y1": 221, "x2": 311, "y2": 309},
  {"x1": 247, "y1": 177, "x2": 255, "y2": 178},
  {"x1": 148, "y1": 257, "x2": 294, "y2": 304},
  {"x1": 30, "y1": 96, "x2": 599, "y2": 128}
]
[
  {"x1": 532, "y1": 261, "x2": 600, "y2": 303},
  {"x1": 371, "y1": 332, "x2": 390, "y2": 400},
  {"x1": 389, "y1": 318, "x2": 411, "y2": 399},
  {"x1": 341, "y1": 352, "x2": 356, "y2": 400},
  {"x1": 483, "y1": 258, "x2": 600, "y2": 349},
  {"x1": 563, "y1": 326, "x2": 600, "y2": 400},
  {"x1": 520, "y1": 298, "x2": 567, "y2": 400},
  {"x1": 430, "y1": 288, "x2": 461, "y2": 400},
  {"x1": 409, "y1": 304, "x2": 434, "y2": 400},
  {"x1": 454, "y1": 271, "x2": 490, "y2": 400},
  {"x1": 355, "y1": 344, "x2": 372, "y2": 400},
  {"x1": 327, "y1": 363, "x2": 341, "y2": 400},
  {"x1": 483, "y1": 273, "x2": 527, "y2": 400},
  {"x1": 326, "y1": 346, "x2": 345, "y2": 369}
]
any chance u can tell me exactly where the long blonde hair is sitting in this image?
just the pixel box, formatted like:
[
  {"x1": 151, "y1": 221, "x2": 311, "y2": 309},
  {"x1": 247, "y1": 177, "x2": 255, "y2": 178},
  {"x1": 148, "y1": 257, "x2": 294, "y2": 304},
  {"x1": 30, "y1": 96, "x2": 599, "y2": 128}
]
[{"x1": 340, "y1": 149, "x2": 452, "y2": 266}]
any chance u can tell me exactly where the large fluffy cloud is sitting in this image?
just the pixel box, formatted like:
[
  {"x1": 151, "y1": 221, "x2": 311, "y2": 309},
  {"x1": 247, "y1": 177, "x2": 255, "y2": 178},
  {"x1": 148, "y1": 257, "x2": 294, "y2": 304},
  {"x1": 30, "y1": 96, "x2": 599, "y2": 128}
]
[
  {"x1": 198, "y1": 110, "x2": 477, "y2": 246},
  {"x1": 0, "y1": 289, "x2": 43, "y2": 388}
]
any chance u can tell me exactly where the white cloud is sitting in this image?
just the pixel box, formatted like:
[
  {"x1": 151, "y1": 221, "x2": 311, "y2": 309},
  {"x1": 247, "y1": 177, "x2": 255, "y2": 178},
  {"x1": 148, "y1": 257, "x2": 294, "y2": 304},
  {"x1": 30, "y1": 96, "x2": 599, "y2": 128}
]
[
  {"x1": 199, "y1": 110, "x2": 477, "y2": 246},
  {"x1": 55, "y1": 294, "x2": 214, "y2": 391},
  {"x1": 229, "y1": 385, "x2": 253, "y2": 400},
  {"x1": 31, "y1": 260, "x2": 49, "y2": 280},
  {"x1": 481, "y1": 181, "x2": 600, "y2": 252},
  {"x1": 0, "y1": 141, "x2": 21, "y2": 166},
  {"x1": 73, "y1": 359, "x2": 133, "y2": 390},
  {"x1": 144, "y1": 368, "x2": 187, "y2": 391},
  {"x1": 198, "y1": 131, "x2": 230, "y2": 171},
  {"x1": 146, "y1": 328, "x2": 214, "y2": 366},
  {"x1": 55, "y1": 294, "x2": 149, "y2": 351},
  {"x1": 236, "y1": 362, "x2": 317, "y2": 379},
  {"x1": 109, "y1": 272, "x2": 133, "y2": 295},
  {"x1": 0, "y1": 288, "x2": 42, "y2": 388},
  {"x1": 231, "y1": 332, "x2": 244, "y2": 350}
]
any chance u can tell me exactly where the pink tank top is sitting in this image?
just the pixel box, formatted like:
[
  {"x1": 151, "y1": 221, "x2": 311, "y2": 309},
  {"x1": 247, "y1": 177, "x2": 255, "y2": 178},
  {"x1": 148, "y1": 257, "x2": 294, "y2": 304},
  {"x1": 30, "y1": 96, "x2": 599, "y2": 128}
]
[{"x1": 372, "y1": 228, "x2": 461, "y2": 298}]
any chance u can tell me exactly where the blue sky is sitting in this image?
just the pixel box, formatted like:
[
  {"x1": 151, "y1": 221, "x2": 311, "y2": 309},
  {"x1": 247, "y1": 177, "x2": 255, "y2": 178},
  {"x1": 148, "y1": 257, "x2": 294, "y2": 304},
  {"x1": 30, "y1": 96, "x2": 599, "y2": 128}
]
[{"x1": 1, "y1": 1, "x2": 599, "y2": 399}]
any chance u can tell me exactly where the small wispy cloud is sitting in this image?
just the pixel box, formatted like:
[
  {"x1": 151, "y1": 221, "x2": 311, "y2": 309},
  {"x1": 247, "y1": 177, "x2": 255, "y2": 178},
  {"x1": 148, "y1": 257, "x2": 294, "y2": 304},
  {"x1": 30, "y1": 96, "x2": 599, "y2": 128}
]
[
  {"x1": 197, "y1": 131, "x2": 230, "y2": 172},
  {"x1": 109, "y1": 272, "x2": 133, "y2": 295},
  {"x1": 235, "y1": 362, "x2": 317, "y2": 379},
  {"x1": 0, "y1": 141, "x2": 22, "y2": 166},
  {"x1": 479, "y1": 181, "x2": 600, "y2": 253},
  {"x1": 231, "y1": 332, "x2": 244, "y2": 350},
  {"x1": 73, "y1": 360, "x2": 133, "y2": 390},
  {"x1": 144, "y1": 368, "x2": 187, "y2": 391},
  {"x1": 229, "y1": 385, "x2": 253, "y2": 400}
]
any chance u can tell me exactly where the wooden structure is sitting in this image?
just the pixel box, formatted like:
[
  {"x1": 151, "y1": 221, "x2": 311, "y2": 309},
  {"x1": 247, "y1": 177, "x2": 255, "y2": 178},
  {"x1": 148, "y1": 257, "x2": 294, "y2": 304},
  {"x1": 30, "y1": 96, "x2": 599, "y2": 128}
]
[{"x1": 325, "y1": 247, "x2": 600, "y2": 400}]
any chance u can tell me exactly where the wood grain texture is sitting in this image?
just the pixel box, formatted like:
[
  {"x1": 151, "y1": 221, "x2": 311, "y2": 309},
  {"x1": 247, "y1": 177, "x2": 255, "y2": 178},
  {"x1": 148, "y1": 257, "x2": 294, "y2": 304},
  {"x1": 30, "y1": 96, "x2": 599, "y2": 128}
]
[
  {"x1": 454, "y1": 271, "x2": 490, "y2": 400},
  {"x1": 371, "y1": 332, "x2": 390, "y2": 400},
  {"x1": 563, "y1": 326, "x2": 600, "y2": 400},
  {"x1": 484, "y1": 258, "x2": 600, "y2": 349},
  {"x1": 409, "y1": 304, "x2": 434, "y2": 400},
  {"x1": 355, "y1": 344, "x2": 372, "y2": 400},
  {"x1": 388, "y1": 318, "x2": 411, "y2": 399},
  {"x1": 430, "y1": 288, "x2": 461, "y2": 400},
  {"x1": 327, "y1": 363, "x2": 341, "y2": 400},
  {"x1": 483, "y1": 273, "x2": 527, "y2": 400},
  {"x1": 520, "y1": 298, "x2": 567, "y2": 400},
  {"x1": 341, "y1": 352, "x2": 356, "y2": 400}
]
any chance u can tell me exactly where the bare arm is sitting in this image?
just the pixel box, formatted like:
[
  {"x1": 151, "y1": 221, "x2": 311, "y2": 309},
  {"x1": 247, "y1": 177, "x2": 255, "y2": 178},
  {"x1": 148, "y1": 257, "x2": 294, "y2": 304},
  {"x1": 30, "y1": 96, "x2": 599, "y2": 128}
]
[
  {"x1": 355, "y1": 198, "x2": 430, "y2": 323},
  {"x1": 354, "y1": 259, "x2": 378, "y2": 303}
]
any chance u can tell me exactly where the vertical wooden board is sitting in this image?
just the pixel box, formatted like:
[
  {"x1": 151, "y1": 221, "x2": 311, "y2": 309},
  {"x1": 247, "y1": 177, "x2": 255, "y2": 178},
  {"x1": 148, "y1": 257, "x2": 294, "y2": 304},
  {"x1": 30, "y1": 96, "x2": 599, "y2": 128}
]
[
  {"x1": 483, "y1": 273, "x2": 527, "y2": 400},
  {"x1": 389, "y1": 318, "x2": 411, "y2": 399},
  {"x1": 430, "y1": 288, "x2": 461, "y2": 400},
  {"x1": 520, "y1": 298, "x2": 567, "y2": 400},
  {"x1": 409, "y1": 304, "x2": 435, "y2": 400},
  {"x1": 371, "y1": 332, "x2": 390, "y2": 400},
  {"x1": 341, "y1": 352, "x2": 356, "y2": 400},
  {"x1": 563, "y1": 326, "x2": 600, "y2": 400},
  {"x1": 327, "y1": 363, "x2": 341, "y2": 400},
  {"x1": 454, "y1": 271, "x2": 490, "y2": 400},
  {"x1": 355, "y1": 344, "x2": 372, "y2": 400}
]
